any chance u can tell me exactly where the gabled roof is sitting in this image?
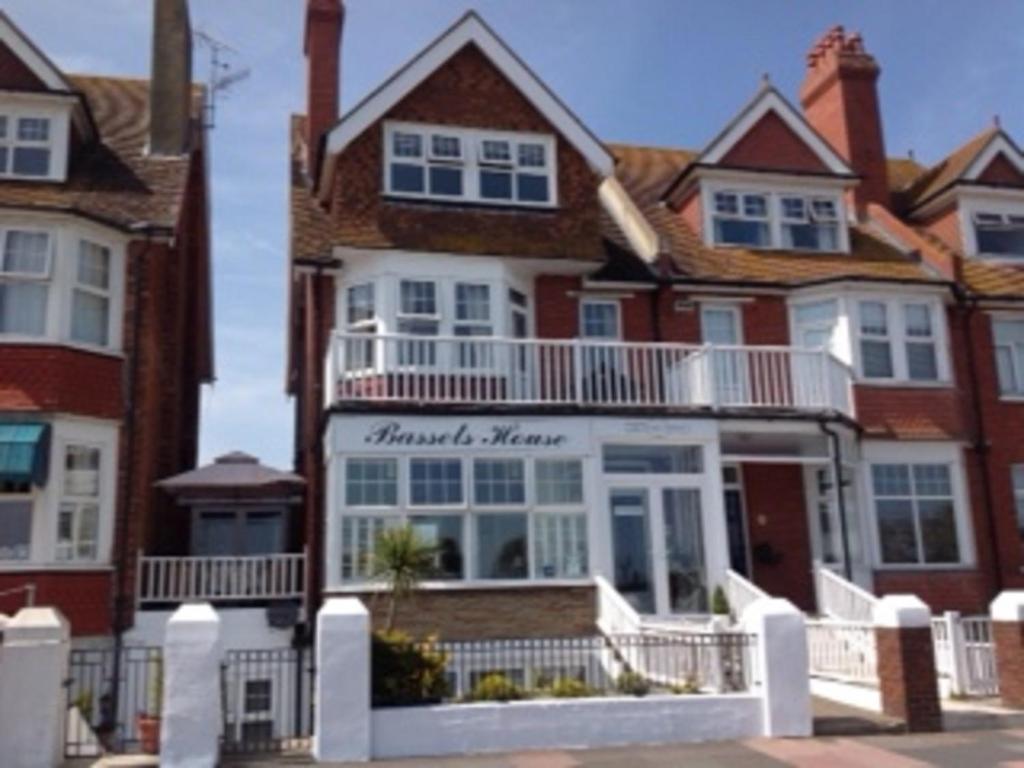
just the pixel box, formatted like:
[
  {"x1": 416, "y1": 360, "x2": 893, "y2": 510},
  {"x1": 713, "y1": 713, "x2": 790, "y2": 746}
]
[
  {"x1": 663, "y1": 84, "x2": 855, "y2": 203},
  {"x1": 319, "y1": 11, "x2": 613, "y2": 191},
  {"x1": 901, "y1": 127, "x2": 1024, "y2": 211},
  {"x1": 0, "y1": 11, "x2": 71, "y2": 92}
]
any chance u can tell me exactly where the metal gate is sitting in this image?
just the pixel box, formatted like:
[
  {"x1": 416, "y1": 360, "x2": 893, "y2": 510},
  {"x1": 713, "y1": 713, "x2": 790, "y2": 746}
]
[
  {"x1": 221, "y1": 646, "x2": 314, "y2": 755},
  {"x1": 65, "y1": 646, "x2": 163, "y2": 758}
]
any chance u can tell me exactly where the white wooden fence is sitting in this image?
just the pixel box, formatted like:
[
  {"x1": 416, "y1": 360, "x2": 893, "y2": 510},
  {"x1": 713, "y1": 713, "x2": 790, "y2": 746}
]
[
  {"x1": 806, "y1": 618, "x2": 878, "y2": 685},
  {"x1": 814, "y1": 564, "x2": 879, "y2": 623},
  {"x1": 932, "y1": 612, "x2": 998, "y2": 697},
  {"x1": 137, "y1": 551, "x2": 306, "y2": 605},
  {"x1": 326, "y1": 332, "x2": 854, "y2": 416},
  {"x1": 725, "y1": 569, "x2": 769, "y2": 622}
]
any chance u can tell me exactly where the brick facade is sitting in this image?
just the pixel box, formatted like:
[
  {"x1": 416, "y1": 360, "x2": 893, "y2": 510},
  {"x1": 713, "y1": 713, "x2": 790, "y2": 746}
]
[
  {"x1": 0, "y1": 346, "x2": 122, "y2": 419},
  {"x1": 0, "y1": 570, "x2": 113, "y2": 637},
  {"x1": 0, "y1": 39, "x2": 45, "y2": 90},
  {"x1": 977, "y1": 153, "x2": 1024, "y2": 187},
  {"x1": 342, "y1": 585, "x2": 597, "y2": 640},
  {"x1": 875, "y1": 625, "x2": 943, "y2": 732},
  {"x1": 993, "y1": 620, "x2": 1024, "y2": 708},
  {"x1": 719, "y1": 111, "x2": 829, "y2": 174}
]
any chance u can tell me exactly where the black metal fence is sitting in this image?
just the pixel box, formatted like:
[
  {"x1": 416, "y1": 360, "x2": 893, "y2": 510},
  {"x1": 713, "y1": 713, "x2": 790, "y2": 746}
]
[
  {"x1": 65, "y1": 646, "x2": 163, "y2": 758},
  {"x1": 373, "y1": 631, "x2": 755, "y2": 707},
  {"x1": 220, "y1": 647, "x2": 314, "y2": 755}
]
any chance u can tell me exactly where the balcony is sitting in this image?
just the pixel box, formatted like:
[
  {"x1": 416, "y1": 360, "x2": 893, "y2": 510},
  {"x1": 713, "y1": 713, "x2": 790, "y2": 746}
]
[
  {"x1": 137, "y1": 552, "x2": 306, "y2": 606},
  {"x1": 325, "y1": 332, "x2": 854, "y2": 418}
]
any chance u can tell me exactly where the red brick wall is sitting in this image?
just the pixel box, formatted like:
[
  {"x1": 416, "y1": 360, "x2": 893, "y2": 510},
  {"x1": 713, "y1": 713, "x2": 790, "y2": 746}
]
[
  {"x1": 304, "y1": 0, "x2": 342, "y2": 171},
  {"x1": 742, "y1": 463, "x2": 815, "y2": 610},
  {"x1": 875, "y1": 626, "x2": 942, "y2": 732},
  {"x1": 719, "y1": 111, "x2": 829, "y2": 173},
  {"x1": 977, "y1": 153, "x2": 1024, "y2": 187},
  {"x1": 873, "y1": 570, "x2": 991, "y2": 614},
  {"x1": 0, "y1": 346, "x2": 122, "y2": 419},
  {"x1": 993, "y1": 621, "x2": 1024, "y2": 708},
  {"x1": 0, "y1": 571, "x2": 112, "y2": 636},
  {"x1": 534, "y1": 275, "x2": 580, "y2": 338},
  {"x1": 329, "y1": 44, "x2": 604, "y2": 261},
  {"x1": 741, "y1": 296, "x2": 789, "y2": 345},
  {"x1": 0, "y1": 40, "x2": 46, "y2": 90},
  {"x1": 853, "y1": 386, "x2": 966, "y2": 440}
]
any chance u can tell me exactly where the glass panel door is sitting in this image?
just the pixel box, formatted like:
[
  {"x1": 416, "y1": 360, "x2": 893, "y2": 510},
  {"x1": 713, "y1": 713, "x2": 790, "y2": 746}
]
[
  {"x1": 610, "y1": 488, "x2": 655, "y2": 614},
  {"x1": 243, "y1": 511, "x2": 284, "y2": 555},
  {"x1": 195, "y1": 512, "x2": 236, "y2": 556},
  {"x1": 702, "y1": 306, "x2": 746, "y2": 404},
  {"x1": 663, "y1": 488, "x2": 708, "y2": 613}
]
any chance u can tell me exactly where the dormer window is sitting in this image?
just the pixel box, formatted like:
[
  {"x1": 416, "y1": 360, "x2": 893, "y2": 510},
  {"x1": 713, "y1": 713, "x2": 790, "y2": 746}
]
[
  {"x1": 0, "y1": 114, "x2": 53, "y2": 179},
  {"x1": 384, "y1": 122, "x2": 556, "y2": 207},
  {"x1": 973, "y1": 212, "x2": 1024, "y2": 257},
  {"x1": 705, "y1": 184, "x2": 847, "y2": 252}
]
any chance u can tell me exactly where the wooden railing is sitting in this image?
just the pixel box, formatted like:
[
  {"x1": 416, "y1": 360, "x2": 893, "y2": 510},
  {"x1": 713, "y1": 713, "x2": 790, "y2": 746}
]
[
  {"x1": 137, "y1": 551, "x2": 306, "y2": 605},
  {"x1": 814, "y1": 564, "x2": 879, "y2": 623},
  {"x1": 806, "y1": 618, "x2": 878, "y2": 685},
  {"x1": 725, "y1": 569, "x2": 770, "y2": 622},
  {"x1": 932, "y1": 612, "x2": 998, "y2": 697},
  {"x1": 326, "y1": 333, "x2": 855, "y2": 417}
]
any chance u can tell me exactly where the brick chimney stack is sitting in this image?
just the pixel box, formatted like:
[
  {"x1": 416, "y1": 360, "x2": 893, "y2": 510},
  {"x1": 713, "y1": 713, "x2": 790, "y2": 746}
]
[
  {"x1": 304, "y1": 0, "x2": 344, "y2": 176},
  {"x1": 800, "y1": 26, "x2": 889, "y2": 211},
  {"x1": 149, "y1": 0, "x2": 194, "y2": 156}
]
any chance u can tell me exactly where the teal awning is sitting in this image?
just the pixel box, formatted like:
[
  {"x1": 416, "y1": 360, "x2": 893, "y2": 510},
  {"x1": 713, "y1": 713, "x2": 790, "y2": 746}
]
[{"x1": 0, "y1": 423, "x2": 50, "y2": 486}]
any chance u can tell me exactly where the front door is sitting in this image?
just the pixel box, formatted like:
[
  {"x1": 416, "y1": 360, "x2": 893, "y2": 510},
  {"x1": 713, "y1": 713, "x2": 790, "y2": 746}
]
[
  {"x1": 805, "y1": 464, "x2": 869, "y2": 587},
  {"x1": 610, "y1": 488, "x2": 655, "y2": 613},
  {"x1": 662, "y1": 487, "x2": 708, "y2": 613}
]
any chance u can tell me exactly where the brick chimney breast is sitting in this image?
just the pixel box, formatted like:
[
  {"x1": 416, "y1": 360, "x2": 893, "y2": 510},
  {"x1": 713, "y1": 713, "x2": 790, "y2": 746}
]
[
  {"x1": 800, "y1": 26, "x2": 888, "y2": 211},
  {"x1": 304, "y1": 0, "x2": 344, "y2": 176},
  {"x1": 149, "y1": 0, "x2": 193, "y2": 156}
]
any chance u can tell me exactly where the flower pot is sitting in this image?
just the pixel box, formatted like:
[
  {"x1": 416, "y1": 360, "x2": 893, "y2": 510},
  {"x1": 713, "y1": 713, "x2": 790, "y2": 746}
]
[{"x1": 137, "y1": 714, "x2": 161, "y2": 755}]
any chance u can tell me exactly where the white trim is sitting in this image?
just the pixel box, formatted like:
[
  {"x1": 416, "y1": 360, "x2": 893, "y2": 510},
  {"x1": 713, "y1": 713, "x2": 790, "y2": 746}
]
[
  {"x1": 0, "y1": 95, "x2": 73, "y2": 182},
  {"x1": 956, "y1": 188, "x2": 1024, "y2": 260},
  {"x1": 699, "y1": 88, "x2": 853, "y2": 175},
  {"x1": 964, "y1": 134, "x2": 1024, "y2": 181},
  {"x1": 598, "y1": 176, "x2": 659, "y2": 262},
  {"x1": 322, "y1": 12, "x2": 613, "y2": 189},
  {"x1": 0, "y1": 12, "x2": 70, "y2": 92}
]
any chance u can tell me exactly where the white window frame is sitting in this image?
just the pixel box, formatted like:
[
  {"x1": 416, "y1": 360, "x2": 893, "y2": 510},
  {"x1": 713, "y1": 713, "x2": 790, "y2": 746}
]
[
  {"x1": 343, "y1": 456, "x2": 400, "y2": 510},
  {"x1": 70, "y1": 239, "x2": 113, "y2": 348},
  {"x1": 0, "y1": 487, "x2": 34, "y2": 563},
  {"x1": 579, "y1": 298, "x2": 621, "y2": 340},
  {"x1": 701, "y1": 178, "x2": 849, "y2": 253},
  {"x1": 407, "y1": 456, "x2": 467, "y2": 510},
  {"x1": 779, "y1": 195, "x2": 841, "y2": 251},
  {"x1": 383, "y1": 121, "x2": 558, "y2": 208},
  {"x1": 700, "y1": 303, "x2": 743, "y2": 345},
  {"x1": 710, "y1": 190, "x2": 771, "y2": 249},
  {"x1": 0, "y1": 227, "x2": 53, "y2": 339},
  {"x1": 992, "y1": 314, "x2": 1024, "y2": 399},
  {"x1": 0, "y1": 99, "x2": 71, "y2": 182},
  {"x1": 854, "y1": 298, "x2": 948, "y2": 384},
  {"x1": 956, "y1": 190, "x2": 1024, "y2": 261},
  {"x1": 55, "y1": 443, "x2": 102, "y2": 563},
  {"x1": 860, "y1": 441, "x2": 973, "y2": 570},
  {"x1": 472, "y1": 457, "x2": 528, "y2": 509}
]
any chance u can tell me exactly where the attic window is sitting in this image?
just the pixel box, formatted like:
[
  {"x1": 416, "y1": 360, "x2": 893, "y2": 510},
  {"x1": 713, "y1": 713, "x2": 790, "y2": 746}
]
[
  {"x1": 712, "y1": 192, "x2": 770, "y2": 247},
  {"x1": 384, "y1": 122, "x2": 556, "y2": 207},
  {"x1": 708, "y1": 188, "x2": 845, "y2": 252},
  {"x1": 781, "y1": 196, "x2": 839, "y2": 251},
  {"x1": 974, "y1": 212, "x2": 1024, "y2": 257},
  {"x1": 0, "y1": 115, "x2": 53, "y2": 179}
]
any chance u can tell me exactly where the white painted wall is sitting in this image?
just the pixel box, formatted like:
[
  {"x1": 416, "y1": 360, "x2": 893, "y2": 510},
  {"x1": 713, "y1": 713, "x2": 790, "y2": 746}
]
[
  {"x1": 371, "y1": 695, "x2": 762, "y2": 759},
  {"x1": 314, "y1": 598, "x2": 370, "y2": 763},
  {"x1": 126, "y1": 607, "x2": 295, "y2": 650}
]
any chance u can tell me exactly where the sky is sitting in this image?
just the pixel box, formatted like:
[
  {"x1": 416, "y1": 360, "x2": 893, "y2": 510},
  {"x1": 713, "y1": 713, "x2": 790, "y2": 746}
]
[{"x1": 6, "y1": 0, "x2": 1023, "y2": 470}]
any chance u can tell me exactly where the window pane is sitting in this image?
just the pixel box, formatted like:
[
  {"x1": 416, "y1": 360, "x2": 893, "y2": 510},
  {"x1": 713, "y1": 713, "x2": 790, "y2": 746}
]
[
  {"x1": 481, "y1": 140, "x2": 511, "y2": 163},
  {"x1": 918, "y1": 500, "x2": 959, "y2": 563},
  {"x1": 1014, "y1": 465, "x2": 1024, "y2": 545},
  {"x1": 912, "y1": 464, "x2": 951, "y2": 496},
  {"x1": 400, "y1": 280, "x2": 437, "y2": 315},
  {"x1": 17, "y1": 117, "x2": 49, "y2": 141},
  {"x1": 743, "y1": 194, "x2": 767, "y2": 217},
  {"x1": 794, "y1": 300, "x2": 838, "y2": 326},
  {"x1": 996, "y1": 346, "x2": 1019, "y2": 394},
  {"x1": 76, "y1": 504, "x2": 99, "y2": 560},
  {"x1": 0, "y1": 116, "x2": 6, "y2": 138},
  {"x1": 410, "y1": 515, "x2": 463, "y2": 579},
  {"x1": 390, "y1": 163, "x2": 425, "y2": 193},
  {"x1": 410, "y1": 458, "x2": 463, "y2": 506},
  {"x1": 341, "y1": 516, "x2": 396, "y2": 581},
  {"x1": 871, "y1": 464, "x2": 911, "y2": 496},
  {"x1": 782, "y1": 222, "x2": 838, "y2": 251},
  {"x1": 516, "y1": 173, "x2": 549, "y2": 202},
  {"x1": 714, "y1": 192, "x2": 738, "y2": 214},
  {"x1": 71, "y1": 290, "x2": 109, "y2": 346},
  {"x1": 714, "y1": 218, "x2": 770, "y2": 247},
  {"x1": 65, "y1": 446, "x2": 101, "y2": 496},
  {"x1": 0, "y1": 282, "x2": 48, "y2": 335},
  {"x1": 480, "y1": 170, "x2": 512, "y2": 200},
  {"x1": 345, "y1": 458, "x2": 398, "y2": 506},
  {"x1": 78, "y1": 241, "x2": 110, "y2": 290},
  {"x1": 904, "y1": 304, "x2": 932, "y2": 337},
  {"x1": 701, "y1": 308, "x2": 738, "y2": 344},
  {"x1": 12, "y1": 147, "x2": 50, "y2": 176},
  {"x1": 0, "y1": 500, "x2": 31, "y2": 561},
  {"x1": 244, "y1": 680, "x2": 272, "y2": 713},
  {"x1": 476, "y1": 514, "x2": 527, "y2": 579},
  {"x1": 859, "y1": 302, "x2": 888, "y2": 334},
  {"x1": 518, "y1": 143, "x2": 545, "y2": 168},
  {"x1": 244, "y1": 512, "x2": 283, "y2": 555},
  {"x1": 603, "y1": 444, "x2": 703, "y2": 474},
  {"x1": 976, "y1": 222, "x2": 1024, "y2": 256},
  {"x1": 877, "y1": 500, "x2": 918, "y2": 563},
  {"x1": 455, "y1": 284, "x2": 490, "y2": 322},
  {"x1": 535, "y1": 459, "x2": 583, "y2": 505},
  {"x1": 580, "y1": 302, "x2": 618, "y2": 338},
  {"x1": 431, "y1": 135, "x2": 461, "y2": 159},
  {"x1": 429, "y1": 166, "x2": 463, "y2": 196},
  {"x1": 347, "y1": 284, "x2": 375, "y2": 325},
  {"x1": 473, "y1": 459, "x2": 525, "y2": 505},
  {"x1": 392, "y1": 132, "x2": 422, "y2": 157},
  {"x1": 906, "y1": 342, "x2": 938, "y2": 381},
  {"x1": 3, "y1": 231, "x2": 49, "y2": 274},
  {"x1": 781, "y1": 197, "x2": 805, "y2": 220},
  {"x1": 533, "y1": 513, "x2": 588, "y2": 578},
  {"x1": 861, "y1": 339, "x2": 893, "y2": 378}
]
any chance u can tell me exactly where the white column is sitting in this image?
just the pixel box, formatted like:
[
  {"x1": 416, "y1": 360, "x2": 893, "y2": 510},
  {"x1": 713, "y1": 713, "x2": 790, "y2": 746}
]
[
  {"x1": 160, "y1": 602, "x2": 222, "y2": 768},
  {"x1": 314, "y1": 598, "x2": 371, "y2": 763},
  {"x1": 743, "y1": 597, "x2": 811, "y2": 737},
  {"x1": 0, "y1": 607, "x2": 70, "y2": 768}
]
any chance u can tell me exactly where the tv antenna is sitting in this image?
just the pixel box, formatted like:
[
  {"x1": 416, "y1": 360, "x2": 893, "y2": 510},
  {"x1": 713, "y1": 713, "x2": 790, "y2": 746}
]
[{"x1": 194, "y1": 27, "x2": 250, "y2": 130}]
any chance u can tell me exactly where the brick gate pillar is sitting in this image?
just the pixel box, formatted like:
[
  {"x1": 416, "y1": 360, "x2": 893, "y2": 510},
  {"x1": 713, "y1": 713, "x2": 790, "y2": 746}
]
[
  {"x1": 991, "y1": 591, "x2": 1024, "y2": 708},
  {"x1": 873, "y1": 594, "x2": 942, "y2": 733}
]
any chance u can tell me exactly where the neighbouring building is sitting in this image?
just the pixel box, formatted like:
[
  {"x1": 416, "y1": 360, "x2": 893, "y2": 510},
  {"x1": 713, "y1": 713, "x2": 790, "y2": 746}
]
[
  {"x1": 288, "y1": 3, "x2": 1024, "y2": 636},
  {"x1": 0, "y1": 0, "x2": 212, "y2": 644}
]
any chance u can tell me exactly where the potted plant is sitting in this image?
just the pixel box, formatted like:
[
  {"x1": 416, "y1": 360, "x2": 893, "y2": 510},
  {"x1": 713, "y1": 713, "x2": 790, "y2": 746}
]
[{"x1": 136, "y1": 657, "x2": 163, "y2": 754}]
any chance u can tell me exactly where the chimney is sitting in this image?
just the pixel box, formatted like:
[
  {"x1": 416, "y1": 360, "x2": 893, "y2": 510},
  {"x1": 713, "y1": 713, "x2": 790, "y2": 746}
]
[
  {"x1": 149, "y1": 0, "x2": 194, "y2": 156},
  {"x1": 304, "y1": 0, "x2": 344, "y2": 175},
  {"x1": 800, "y1": 26, "x2": 888, "y2": 210}
]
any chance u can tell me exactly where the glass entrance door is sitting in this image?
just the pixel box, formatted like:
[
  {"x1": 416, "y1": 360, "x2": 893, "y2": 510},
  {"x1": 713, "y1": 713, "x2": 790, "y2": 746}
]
[
  {"x1": 663, "y1": 488, "x2": 708, "y2": 613},
  {"x1": 610, "y1": 488, "x2": 655, "y2": 614},
  {"x1": 806, "y1": 464, "x2": 868, "y2": 586}
]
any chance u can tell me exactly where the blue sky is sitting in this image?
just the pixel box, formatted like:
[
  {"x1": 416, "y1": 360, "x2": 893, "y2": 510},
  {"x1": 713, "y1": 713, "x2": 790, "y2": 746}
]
[{"x1": 6, "y1": 0, "x2": 1023, "y2": 469}]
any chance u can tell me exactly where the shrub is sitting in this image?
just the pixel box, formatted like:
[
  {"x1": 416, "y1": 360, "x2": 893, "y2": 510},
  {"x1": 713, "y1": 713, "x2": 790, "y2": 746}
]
[
  {"x1": 615, "y1": 670, "x2": 650, "y2": 697},
  {"x1": 372, "y1": 630, "x2": 450, "y2": 706},
  {"x1": 466, "y1": 673, "x2": 525, "y2": 702},
  {"x1": 670, "y1": 677, "x2": 702, "y2": 695},
  {"x1": 545, "y1": 677, "x2": 597, "y2": 699},
  {"x1": 711, "y1": 585, "x2": 730, "y2": 616}
]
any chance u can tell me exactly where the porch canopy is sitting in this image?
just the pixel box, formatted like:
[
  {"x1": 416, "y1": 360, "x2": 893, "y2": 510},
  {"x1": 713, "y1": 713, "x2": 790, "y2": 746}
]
[
  {"x1": 719, "y1": 422, "x2": 855, "y2": 465},
  {"x1": 0, "y1": 422, "x2": 50, "y2": 486},
  {"x1": 157, "y1": 451, "x2": 305, "y2": 503}
]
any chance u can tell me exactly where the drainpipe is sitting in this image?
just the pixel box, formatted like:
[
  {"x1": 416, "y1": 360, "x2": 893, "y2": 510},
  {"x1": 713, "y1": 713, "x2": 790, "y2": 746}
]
[
  {"x1": 955, "y1": 286, "x2": 1003, "y2": 593},
  {"x1": 819, "y1": 420, "x2": 853, "y2": 582}
]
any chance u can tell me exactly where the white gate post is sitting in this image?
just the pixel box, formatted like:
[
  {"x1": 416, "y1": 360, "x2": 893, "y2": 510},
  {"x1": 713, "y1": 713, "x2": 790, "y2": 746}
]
[
  {"x1": 743, "y1": 597, "x2": 811, "y2": 737},
  {"x1": 160, "y1": 602, "x2": 222, "y2": 768},
  {"x1": 0, "y1": 607, "x2": 70, "y2": 768},
  {"x1": 313, "y1": 597, "x2": 371, "y2": 763}
]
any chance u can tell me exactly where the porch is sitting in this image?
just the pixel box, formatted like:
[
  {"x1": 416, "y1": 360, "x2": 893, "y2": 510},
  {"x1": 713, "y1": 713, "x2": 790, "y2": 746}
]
[
  {"x1": 325, "y1": 332, "x2": 855, "y2": 417},
  {"x1": 136, "y1": 550, "x2": 307, "y2": 606}
]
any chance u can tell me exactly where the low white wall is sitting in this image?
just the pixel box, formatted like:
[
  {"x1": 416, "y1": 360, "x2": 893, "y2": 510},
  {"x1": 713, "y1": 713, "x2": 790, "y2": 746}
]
[
  {"x1": 810, "y1": 678, "x2": 882, "y2": 713},
  {"x1": 126, "y1": 607, "x2": 294, "y2": 649},
  {"x1": 371, "y1": 694, "x2": 762, "y2": 760}
]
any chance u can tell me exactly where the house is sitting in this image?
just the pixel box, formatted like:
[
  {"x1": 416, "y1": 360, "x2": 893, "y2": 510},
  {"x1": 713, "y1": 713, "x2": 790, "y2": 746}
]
[
  {"x1": 288, "y1": 3, "x2": 1024, "y2": 639},
  {"x1": 0, "y1": 0, "x2": 212, "y2": 644}
]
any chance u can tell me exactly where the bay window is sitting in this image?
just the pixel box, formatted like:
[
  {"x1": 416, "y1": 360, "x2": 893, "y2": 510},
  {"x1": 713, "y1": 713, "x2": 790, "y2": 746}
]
[
  {"x1": 856, "y1": 299, "x2": 942, "y2": 383},
  {"x1": 71, "y1": 240, "x2": 111, "y2": 346},
  {"x1": 409, "y1": 458, "x2": 464, "y2": 507},
  {"x1": 454, "y1": 283, "x2": 492, "y2": 368},
  {"x1": 707, "y1": 187, "x2": 846, "y2": 252},
  {"x1": 410, "y1": 515, "x2": 464, "y2": 579},
  {"x1": 384, "y1": 122, "x2": 556, "y2": 207},
  {"x1": 0, "y1": 229, "x2": 51, "y2": 336},
  {"x1": 345, "y1": 458, "x2": 398, "y2": 507},
  {"x1": 0, "y1": 484, "x2": 32, "y2": 562},
  {"x1": 344, "y1": 283, "x2": 376, "y2": 370},
  {"x1": 56, "y1": 445, "x2": 101, "y2": 562},
  {"x1": 973, "y1": 212, "x2": 1024, "y2": 257},
  {"x1": 476, "y1": 513, "x2": 528, "y2": 579},
  {"x1": 993, "y1": 317, "x2": 1024, "y2": 396},
  {"x1": 871, "y1": 462, "x2": 961, "y2": 565},
  {"x1": 397, "y1": 279, "x2": 439, "y2": 366}
]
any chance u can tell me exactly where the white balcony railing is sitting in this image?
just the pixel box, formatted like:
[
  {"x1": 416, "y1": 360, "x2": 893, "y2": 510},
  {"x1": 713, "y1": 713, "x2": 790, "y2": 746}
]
[
  {"x1": 326, "y1": 332, "x2": 854, "y2": 417},
  {"x1": 137, "y1": 551, "x2": 306, "y2": 605}
]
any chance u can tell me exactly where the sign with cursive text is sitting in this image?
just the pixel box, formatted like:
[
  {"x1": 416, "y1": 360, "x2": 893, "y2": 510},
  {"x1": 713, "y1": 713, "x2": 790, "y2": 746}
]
[{"x1": 362, "y1": 420, "x2": 569, "y2": 449}]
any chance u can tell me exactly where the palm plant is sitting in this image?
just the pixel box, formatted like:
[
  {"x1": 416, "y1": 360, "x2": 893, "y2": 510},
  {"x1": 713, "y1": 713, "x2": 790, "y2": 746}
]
[{"x1": 369, "y1": 525, "x2": 437, "y2": 630}]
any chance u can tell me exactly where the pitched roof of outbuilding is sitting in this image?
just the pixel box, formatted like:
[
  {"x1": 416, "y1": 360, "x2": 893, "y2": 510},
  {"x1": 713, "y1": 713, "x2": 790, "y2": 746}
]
[{"x1": 158, "y1": 451, "x2": 305, "y2": 492}]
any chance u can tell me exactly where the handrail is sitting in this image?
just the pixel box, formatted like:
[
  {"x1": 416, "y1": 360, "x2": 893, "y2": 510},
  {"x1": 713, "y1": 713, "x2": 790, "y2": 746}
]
[
  {"x1": 814, "y1": 563, "x2": 879, "y2": 623},
  {"x1": 594, "y1": 575, "x2": 642, "y2": 636},
  {"x1": 725, "y1": 569, "x2": 769, "y2": 622},
  {"x1": 138, "y1": 552, "x2": 306, "y2": 604}
]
